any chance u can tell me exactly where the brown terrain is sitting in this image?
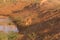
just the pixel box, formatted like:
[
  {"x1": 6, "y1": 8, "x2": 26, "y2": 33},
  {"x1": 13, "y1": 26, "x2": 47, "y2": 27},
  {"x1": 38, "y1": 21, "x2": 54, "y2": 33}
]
[{"x1": 0, "y1": 0, "x2": 60, "y2": 40}]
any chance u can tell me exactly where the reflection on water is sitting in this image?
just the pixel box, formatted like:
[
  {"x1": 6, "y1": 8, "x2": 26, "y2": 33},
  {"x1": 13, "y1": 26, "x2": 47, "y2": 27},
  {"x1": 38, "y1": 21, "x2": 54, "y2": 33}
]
[
  {"x1": 0, "y1": 16, "x2": 18, "y2": 32},
  {"x1": 0, "y1": 25, "x2": 18, "y2": 32}
]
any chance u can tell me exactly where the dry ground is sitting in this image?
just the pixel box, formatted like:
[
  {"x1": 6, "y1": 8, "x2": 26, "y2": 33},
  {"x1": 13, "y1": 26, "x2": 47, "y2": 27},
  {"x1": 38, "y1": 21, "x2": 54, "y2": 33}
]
[{"x1": 0, "y1": 0, "x2": 60, "y2": 40}]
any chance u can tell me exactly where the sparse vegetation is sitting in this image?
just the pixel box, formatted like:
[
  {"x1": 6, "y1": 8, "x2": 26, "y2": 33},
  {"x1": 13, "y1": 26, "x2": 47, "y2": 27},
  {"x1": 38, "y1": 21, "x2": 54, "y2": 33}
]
[
  {"x1": 0, "y1": 31, "x2": 24, "y2": 40},
  {"x1": 0, "y1": 31, "x2": 8, "y2": 40},
  {"x1": 8, "y1": 31, "x2": 18, "y2": 40},
  {"x1": 27, "y1": 32, "x2": 37, "y2": 40}
]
